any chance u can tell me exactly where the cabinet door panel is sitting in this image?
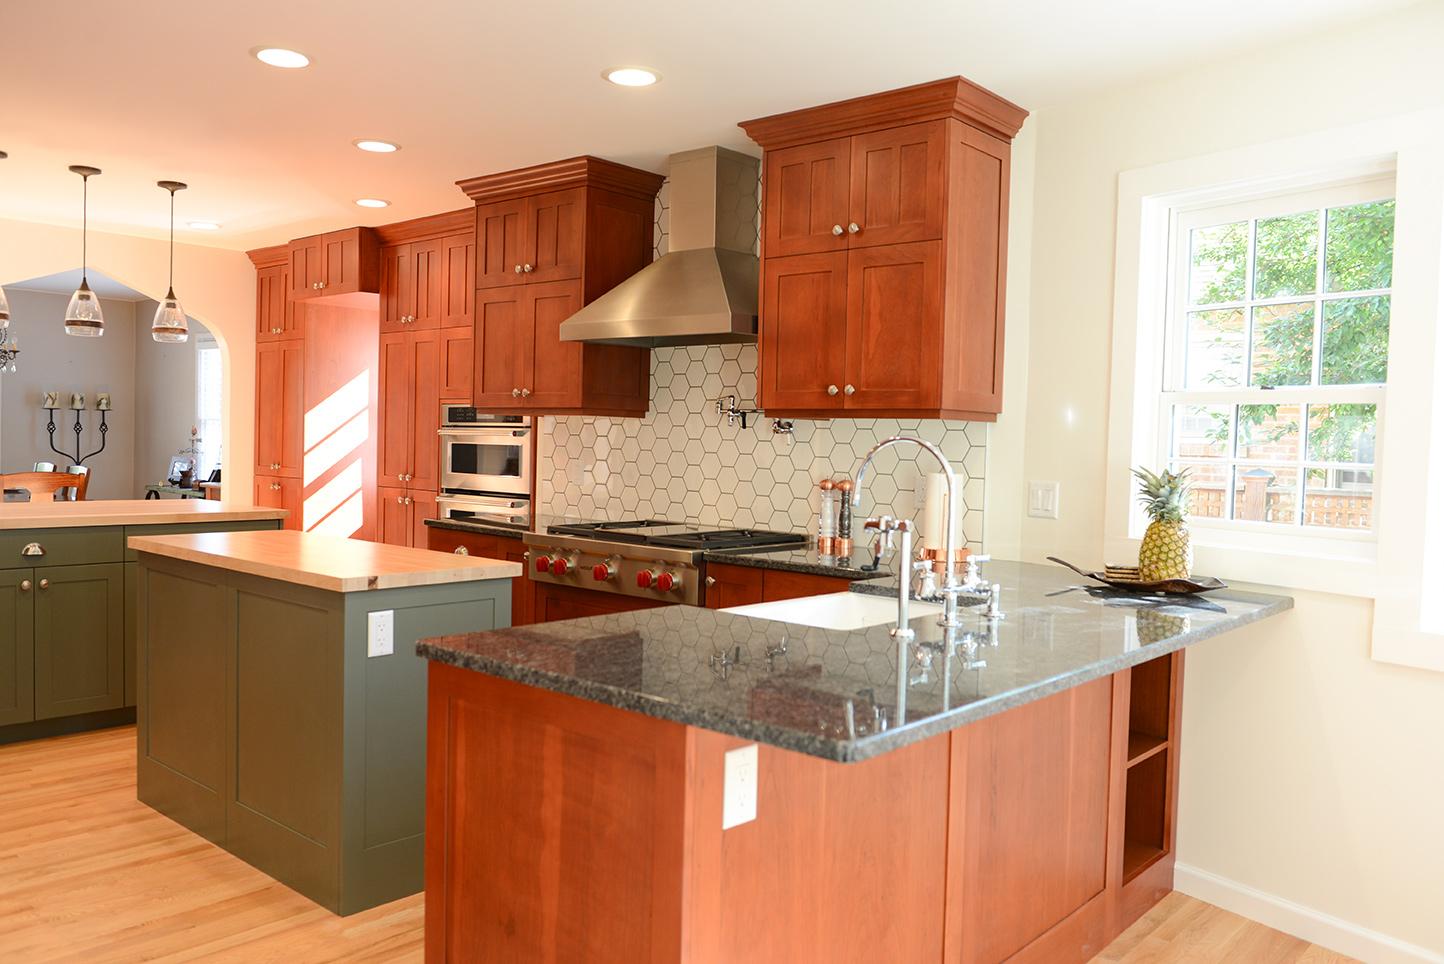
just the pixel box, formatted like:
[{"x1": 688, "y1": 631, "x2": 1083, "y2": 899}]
[
  {"x1": 526, "y1": 281, "x2": 584, "y2": 409},
  {"x1": 524, "y1": 189, "x2": 584, "y2": 283},
  {"x1": 255, "y1": 341, "x2": 304, "y2": 478},
  {"x1": 252, "y1": 478, "x2": 301, "y2": 530},
  {"x1": 473, "y1": 285, "x2": 527, "y2": 409},
  {"x1": 377, "y1": 487, "x2": 411, "y2": 547},
  {"x1": 440, "y1": 232, "x2": 475, "y2": 328},
  {"x1": 764, "y1": 139, "x2": 851, "y2": 257},
  {"x1": 845, "y1": 241, "x2": 942, "y2": 410},
  {"x1": 410, "y1": 238, "x2": 444, "y2": 330},
  {"x1": 476, "y1": 199, "x2": 527, "y2": 289},
  {"x1": 702, "y1": 563, "x2": 764, "y2": 610},
  {"x1": 503, "y1": 544, "x2": 532, "y2": 627},
  {"x1": 291, "y1": 235, "x2": 324, "y2": 299},
  {"x1": 848, "y1": 121, "x2": 946, "y2": 248},
  {"x1": 321, "y1": 230, "x2": 360, "y2": 294},
  {"x1": 378, "y1": 332, "x2": 414, "y2": 487},
  {"x1": 440, "y1": 326, "x2": 474, "y2": 400},
  {"x1": 380, "y1": 243, "x2": 413, "y2": 334},
  {"x1": 760, "y1": 252, "x2": 848, "y2": 411},
  {"x1": 0, "y1": 569, "x2": 35, "y2": 726},
  {"x1": 256, "y1": 264, "x2": 289, "y2": 341},
  {"x1": 410, "y1": 490, "x2": 438, "y2": 549},
  {"x1": 409, "y1": 330, "x2": 442, "y2": 492},
  {"x1": 32, "y1": 563, "x2": 124, "y2": 720}
]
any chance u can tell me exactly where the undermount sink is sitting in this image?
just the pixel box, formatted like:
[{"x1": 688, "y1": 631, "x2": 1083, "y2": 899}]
[{"x1": 722, "y1": 591, "x2": 943, "y2": 631}]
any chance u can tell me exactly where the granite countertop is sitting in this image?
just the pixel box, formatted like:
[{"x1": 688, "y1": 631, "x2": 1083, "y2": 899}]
[
  {"x1": 129, "y1": 529, "x2": 520, "y2": 593},
  {"x1": 424, "y1": 512, "x2": 592, "y2": 540},
  {"x1": 1, "y1": 499, "x2": 288, "y2": 530},
  {"x1": 417, "y1": 560, "x2": 1292, "y2": 763},
  {"x1": 703, "y1": 544, "x2": 897, "y2": 581}
]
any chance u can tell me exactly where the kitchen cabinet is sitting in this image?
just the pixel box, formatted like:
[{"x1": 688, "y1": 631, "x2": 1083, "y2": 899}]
[
  {"x1": 458, "y1": 156, "x2": 664, "y2": 416},
  {"x1": 253, "y1": 476, "x2": 301, "y2": 524},
  {"x1": 379, "y1": 329, "x2": 441, "y2": 493},
  {"x1": 533, "y1": 581, "x2": 668, "y2": 622},
  {"x1": 381, "y1": 238, "x2": 443, "y2": 332},
  {"x1": 704, "y1": 562, "x2": 860, "y2": 608},
  {"x1": 439, "y1": 326, "x2": 473, "y2": 400},
  {"x1": 256, "y1": 262, "x2": 300, "y2": 341},
  {"x1": 0, "y1": 570, "x2": 34, "y2": 727},
  {"x1": 32, "y1": 563, "x2": 124, "y2": 720},
  {"x1": 741, "y1": 77, "x2": 1027, "y2": 420},
  {"x1": 440, "y1": 232, "x2": 475, "y2": 328},
  {"x1": 291, "y1": 227, "x2": 381, "y2": 301},
  {"x1": 377, "y1": 486, "x2": 437, "y2": 548},
  {"x1": 424, "y1": 526, "x2": 533, "y2": 626},
  {"x1": 254, "y1": 340, "x2": 304, "y2": 483}
]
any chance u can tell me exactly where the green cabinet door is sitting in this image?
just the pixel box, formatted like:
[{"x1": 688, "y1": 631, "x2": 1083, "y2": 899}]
[
  {"x1": 0, "y1": 569, "x2": 35, "y2": 726},
  {"x1": 33, "y1": 563, "x2": 125, "y2": 720}
]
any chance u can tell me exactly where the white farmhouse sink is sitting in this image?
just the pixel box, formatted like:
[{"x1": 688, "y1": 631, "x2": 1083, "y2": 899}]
[{"x1": 722, "y1": 591, "x2": 943, "y2": 631}]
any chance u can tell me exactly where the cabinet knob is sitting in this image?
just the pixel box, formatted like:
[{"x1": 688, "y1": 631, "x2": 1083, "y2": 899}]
[
  {"x1": 319, "y1": 281, "x2": 326, "y2": 289},
  {"x1": 522, "y1": 264, "x2": 532, "y2": 273},
  {"x1": 844, "y1": 384, "x2": 856, "y2": 396},
  {"x1": 38, "y1": 578, "x2": 50, "y2": 590},
  {"x1": 271, "y1": 482, "x2": 281, "y2": 491},
  {"x1": 404, "y1": 473, "x2": 413, "y2": 482},
  {"x1": 397, "y1": 473, "x2": 405, "y2": 481},
  {"x1": 520, "y1": 388, "x2": 531, "y2": 398},
  {"x1": 405, "y1": 497, "x2": 413, "y2": 506},
  {"x1": 847, "y1": 222, "x2": 860, "y2": 234},
  {"x1": 832, "y1": 224, "x2": 844, "y2": 236},
  {"x1": 397, "y1": 496, "x2": 406, "y2": 504},
  {"x1": 19, "y1": 579, "x2": 31, "y2": 592},
  {"x1": 454, "y1": 546, "x2": 469, "y2": 555},
  {"x1": 512, "y1": 388, "x2": 521, "y2": 397},
  {"x1": 514, "y1": 264, "x2": 523, "y2": 273},
  {"x1": 827, "y1": 384, "x2": 839, "y2": 396},
  {"x1": 705, "y1": 576, "x2": 717, "y2": 587}
]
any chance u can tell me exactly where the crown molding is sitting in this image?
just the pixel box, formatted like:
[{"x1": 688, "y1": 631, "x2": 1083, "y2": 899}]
[{"x1": 457, "y1": 155, "x2": 665, "y2": 205}]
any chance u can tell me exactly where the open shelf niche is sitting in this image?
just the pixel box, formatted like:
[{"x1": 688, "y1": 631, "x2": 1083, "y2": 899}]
[{"x1": 1121, "y1": 653, "x2": 1177, "y2": 882}]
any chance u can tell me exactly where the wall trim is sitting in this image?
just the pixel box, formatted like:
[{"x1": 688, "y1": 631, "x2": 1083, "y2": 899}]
[{"x1": 1174, "y1": 862, "x2": 1444, "y2": 964}]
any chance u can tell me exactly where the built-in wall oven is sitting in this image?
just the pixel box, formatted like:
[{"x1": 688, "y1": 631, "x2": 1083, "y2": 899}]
[{"x1": 437, "y1": 406, "x2": 532, "y2": 526}]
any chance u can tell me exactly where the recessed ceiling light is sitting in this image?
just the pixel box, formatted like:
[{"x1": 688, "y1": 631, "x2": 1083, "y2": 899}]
[
  {"x1": 253, "y1": 47, "x2": 310, "y2": 69},
  {"x1": 187, "y1": 220, "x2": 221, "y2": 231},
  {"x1": 604, "y1": 66, "x2": 659, "y2": 87},
  {"x1": 355, "y1": 198, "x2": 390, "y2": 208},
  {"x1": 353, "y1": 139, "x2": 400, "y2": 153}
]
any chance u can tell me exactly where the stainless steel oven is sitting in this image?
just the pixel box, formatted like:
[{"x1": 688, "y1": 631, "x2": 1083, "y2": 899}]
[{"x1": 438, "y1": 406, "x2": 531, "y2": 497}]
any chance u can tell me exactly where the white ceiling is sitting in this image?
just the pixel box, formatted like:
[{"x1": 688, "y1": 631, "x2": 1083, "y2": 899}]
[
  {"x1": 1, "y1": 0, "x2": 1419, "y2": 251},
  {"x1": 8, "y1": 269, "x2": 147, "y2": 301}
]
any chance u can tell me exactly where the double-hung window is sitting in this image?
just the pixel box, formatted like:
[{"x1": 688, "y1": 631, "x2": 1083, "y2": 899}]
[
  {"x1": 195, "y1": 334, "x2": 223, "y2": 478},
  {"x1": 1160, "y1": 177, "x2": 1395, "y2": 545}
]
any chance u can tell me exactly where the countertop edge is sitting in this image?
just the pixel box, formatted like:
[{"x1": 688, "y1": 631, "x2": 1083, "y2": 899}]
[{"x1": 1, "y1": 505, "x2": 290, "y2": 530}]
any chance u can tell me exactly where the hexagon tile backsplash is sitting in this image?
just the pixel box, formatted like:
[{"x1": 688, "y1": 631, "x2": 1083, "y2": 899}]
[{"x1": 532, "y1": 175, "x2": 989, "y2": 550}]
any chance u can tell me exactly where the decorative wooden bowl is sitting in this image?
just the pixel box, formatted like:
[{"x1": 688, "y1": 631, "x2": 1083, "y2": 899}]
[{"x1": 1046, "y1": 557, "x2": 1227, "y2": 595}]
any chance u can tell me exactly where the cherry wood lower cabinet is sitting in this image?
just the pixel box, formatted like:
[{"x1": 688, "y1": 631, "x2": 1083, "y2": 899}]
[
  {"x1": 423, "y1": 650, "x2": 1184, "y2": 963},
  {"x1": 377, "y1": 488, "x2": 437, "y2": 548},
  {"x1": 423, "y1": 526, "x2": 533, "y2": 627},
  {"x1": 253, "y1": 477, "x2": 301, "y2": 531},
  {"x1": 703, "y1": 562, "x2": 858, "y2": 608}
]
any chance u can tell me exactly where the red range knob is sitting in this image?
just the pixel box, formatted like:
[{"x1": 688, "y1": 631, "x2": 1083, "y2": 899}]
[
  {"x1": 534, "y1": 555, "x2": 552, "y2": 573},
  {"x1": 592, "y1": 563, "x2": 613, "y2": 581},
  {"x1": 551, "y1": 557, "x2": 573, "y2": 576},
  {"x1": 657, "y1": 571, "x2": 680, "y2": 592},
  {"x1": 636, "y1": 569, "x2": 656, "y2": 589}
]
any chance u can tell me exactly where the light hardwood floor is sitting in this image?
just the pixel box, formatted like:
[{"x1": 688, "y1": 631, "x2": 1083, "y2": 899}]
[{"x1": 0, "y1": 726, "x2": 1354, "y2": 963}]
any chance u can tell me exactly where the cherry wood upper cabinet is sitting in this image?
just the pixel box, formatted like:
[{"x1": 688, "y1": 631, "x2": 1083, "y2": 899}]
[
  {"x1": 254, "y1": 340, "x2": 304, "y2": 479},
  {"x1": 457, "y1": 156, "x2": 664, "y2": 416},
  {"x1": 380, "y1": 243, "x2": 412, "y2": 333},
  {"x1": 255, "y1": 263, "x2": 299, "y2": 341},
  {"x1": 439, "y1": 326, "x2": 473, "y2": 400},
  {"x1": 440, "y1": 232, "x2": 475, "y2": 328},
  {"x1": 378, "y1": 328, "x2": 441, "y2": 492},
  {"x1": 742, "y1": 77, "x2": 1027, "y2": 421},
  {"x1": 292, "y1": 227, "x2": 380, "y2": 300}
]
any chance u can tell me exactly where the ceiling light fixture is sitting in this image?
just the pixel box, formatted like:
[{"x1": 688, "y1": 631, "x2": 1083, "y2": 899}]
[
  {"x1": 64, "y1": 165, "x2": 105, "y2": 338},
  {"x1": 353, "y1": 139, "x2": 399, "y2": 153},
  {"x1": 253, "y1": 47, "x2": 310, "y2": 69},
  {"x1": 188, "y1": 220, "x2": 221, "y2": 231},
  {"x1": 152, "y1": 181, "x2": 190, "y2": 344},
  {"x1": 604, "y1": 66, "x2": 659, "y2": 87},
  {"x1": 355, "y1": 198, "x2": 390, "y2": 208}
]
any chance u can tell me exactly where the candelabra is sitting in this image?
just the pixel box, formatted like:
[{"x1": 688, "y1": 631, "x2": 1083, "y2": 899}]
[
  {"x1": 0, "y1": 319, "x2": 16, "y2": 373},
  {"x1": 43, "y1": 392, "x2": 112, "y2": 466}
]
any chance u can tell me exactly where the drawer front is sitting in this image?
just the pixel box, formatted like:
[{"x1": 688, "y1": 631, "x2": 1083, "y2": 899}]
[
  {"x1": 123, "y1": 520, "x2": 282, "y2": 562},
  {"x1": 0, "y1": 528, "x2": 125, "y2": 569}
]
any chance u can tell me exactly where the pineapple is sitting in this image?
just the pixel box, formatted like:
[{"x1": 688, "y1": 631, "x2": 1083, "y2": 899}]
[{"x1": 1134, "y1": 466, "x2": 1193, "y2": 581}]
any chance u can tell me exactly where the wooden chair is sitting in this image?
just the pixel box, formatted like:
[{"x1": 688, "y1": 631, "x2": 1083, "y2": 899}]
[{"x1": 0, "y1": 470, "x2": 90, "y2": 501}]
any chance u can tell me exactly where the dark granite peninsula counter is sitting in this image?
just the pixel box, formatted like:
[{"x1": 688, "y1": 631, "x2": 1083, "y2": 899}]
[{"x1": 417, "y1": 560, "x2": 1290, "y2": 963}]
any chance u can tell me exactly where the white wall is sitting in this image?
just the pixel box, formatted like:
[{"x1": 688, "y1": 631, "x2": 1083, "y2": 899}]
[
  {"x1": 0, "y1": 217, "x2": 256, "y2": 502},
  {"x1": 132, "y1": 299, "x2": 206, "y2": 494},
  {"x1": 0, "y1": 288, "x2": 138, "y2": 499},
  {"x1": 1009, "y1": 1, "x2": 1444, "y2": 956}
]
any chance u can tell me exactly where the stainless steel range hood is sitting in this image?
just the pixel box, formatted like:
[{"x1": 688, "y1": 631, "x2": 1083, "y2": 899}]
[{"x1": 559, "y1": 146, "x2": 759, "y2": 348}]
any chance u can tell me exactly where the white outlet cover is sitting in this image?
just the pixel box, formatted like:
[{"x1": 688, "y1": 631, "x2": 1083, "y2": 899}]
[
  {"x1": 1028, "y1": 481, "x2": 1060, "y2": 520},
  {"x1": 722, "y1": 743, "x2": 758, "y2": 829},
  {"x1": 367, "y1": 610, "x2": 395, "y2": 657}
]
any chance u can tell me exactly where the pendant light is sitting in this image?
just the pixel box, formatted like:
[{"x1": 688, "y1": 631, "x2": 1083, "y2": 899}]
[
  {"x1": 64, "y1": 165, "x2": 105, "y2": 337},
  {"x1": 152, "y1": 180, "x2": 189, "y2": 343}
]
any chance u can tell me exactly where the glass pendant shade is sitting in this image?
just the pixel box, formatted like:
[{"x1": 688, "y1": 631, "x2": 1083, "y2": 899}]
[
  {"x1": 64, "y1": 278, "x2": 105, "y2": 337},
  {"x1": 151, "y1": 287, "x2": 189, "y2": 343}
]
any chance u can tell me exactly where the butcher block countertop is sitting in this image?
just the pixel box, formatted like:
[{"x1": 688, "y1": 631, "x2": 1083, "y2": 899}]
[
  {"x1": 1, "y1": 499, "x2": 288, "y2": 530},
  {"x1": 128, "y1": 529, "x2": 521, "y2": 593}
]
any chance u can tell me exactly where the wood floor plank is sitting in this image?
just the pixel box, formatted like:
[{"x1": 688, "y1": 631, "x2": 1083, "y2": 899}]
[{"x1": 0, "y1": 725, "x2": 1351, "y2": 963}]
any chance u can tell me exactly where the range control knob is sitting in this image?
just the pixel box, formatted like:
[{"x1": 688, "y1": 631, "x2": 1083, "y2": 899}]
[
  {"x1": 534, "y1": 555, "x2": 552, "y2": 573},
  {"x1": 657, "y1": 571, "x2": 681, "y2": 593},
  {"x1": 592, "y1": 562, "x2": 616, "y2": 582},
  {"x1": 636, "y1": 569, "x2": 656, "y2": 589},
  {"x1": 551, "y1": 556, "x2": 574, "y2": 576}
]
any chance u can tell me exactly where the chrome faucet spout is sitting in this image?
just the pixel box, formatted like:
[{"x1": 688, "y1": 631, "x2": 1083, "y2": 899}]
[{"x1": 853, "y1": 436, "x2": 964, "y2": 627}]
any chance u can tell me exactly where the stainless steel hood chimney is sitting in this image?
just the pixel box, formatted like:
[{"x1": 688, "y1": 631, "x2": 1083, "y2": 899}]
[{"x1": 559, "y1": 146, "x2": 759, "y2": 348}]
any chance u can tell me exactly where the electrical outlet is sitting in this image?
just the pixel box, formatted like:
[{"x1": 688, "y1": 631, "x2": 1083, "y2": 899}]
[
  {"x1": 722, "y1": 743, "x2": 758, "y2": 829},
  {"x1": 367, "y1": 610, "x2": 394, "y2": 657},
  {"x1": 1028, "y1": 481, "x2": 1060, "y2": 520}
]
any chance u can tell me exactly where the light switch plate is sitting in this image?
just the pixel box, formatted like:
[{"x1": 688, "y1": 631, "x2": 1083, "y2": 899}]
[
  {"x1": 1028, "y1": 481, "x2": 1060, "y2": 519},
  {"x1": 722, "y1": 743, "x2": 758, "y2": 829},
  {"x1": 367, "y1": 610, "x2": 394, "y2": 657}
]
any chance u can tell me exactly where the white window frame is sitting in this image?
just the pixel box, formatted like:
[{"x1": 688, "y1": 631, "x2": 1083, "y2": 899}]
[
  {"x1": 195, "y1": 333, "x2": 222, "y2": 479},
  {"x1": 1159, "y1": 177, "x2": 1393, "y2": 552},
  {"x1": 1105, "y1": 109, "x2": 1444, "y2": 671}
]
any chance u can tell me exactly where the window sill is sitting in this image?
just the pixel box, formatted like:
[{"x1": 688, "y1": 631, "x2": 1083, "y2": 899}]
[{"x1": 1104, "y1": 533, "x2": 1376, "y2": 597}]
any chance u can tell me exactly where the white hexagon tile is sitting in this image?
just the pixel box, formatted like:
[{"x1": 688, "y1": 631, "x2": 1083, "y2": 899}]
[{"x1": 534, "y1": 176, "x2": 988, "y2": 551}]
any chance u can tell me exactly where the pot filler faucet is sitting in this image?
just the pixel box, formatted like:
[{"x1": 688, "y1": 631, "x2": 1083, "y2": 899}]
[{"x1": 852, "y1": 436, "x2": 1003, "y2": 631}]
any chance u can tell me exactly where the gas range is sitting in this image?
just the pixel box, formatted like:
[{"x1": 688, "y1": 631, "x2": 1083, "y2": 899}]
[{"x1": 523, "y1": 520, "x2": 806, "y2": 606}]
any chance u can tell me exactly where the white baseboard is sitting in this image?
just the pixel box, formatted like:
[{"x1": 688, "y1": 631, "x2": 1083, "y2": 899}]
[{"x1": 1173, "y1": 862, "x2": 1443, "y2": 964}]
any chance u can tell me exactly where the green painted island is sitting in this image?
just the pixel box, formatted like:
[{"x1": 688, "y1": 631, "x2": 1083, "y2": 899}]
[{"x1": 129, "y1": 529, "x2": 520, "y2": 915}]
